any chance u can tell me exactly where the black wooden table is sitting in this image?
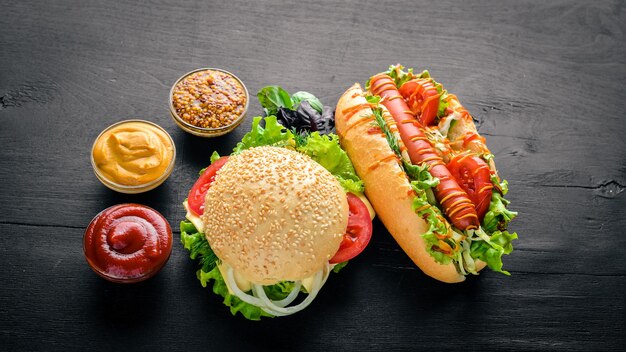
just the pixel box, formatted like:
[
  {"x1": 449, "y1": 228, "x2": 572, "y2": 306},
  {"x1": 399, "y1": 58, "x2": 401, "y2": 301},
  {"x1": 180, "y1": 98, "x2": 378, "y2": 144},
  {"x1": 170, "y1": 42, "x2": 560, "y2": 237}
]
[{"x1": 1, "y1": 1, "x2": 624, "y2": 351}]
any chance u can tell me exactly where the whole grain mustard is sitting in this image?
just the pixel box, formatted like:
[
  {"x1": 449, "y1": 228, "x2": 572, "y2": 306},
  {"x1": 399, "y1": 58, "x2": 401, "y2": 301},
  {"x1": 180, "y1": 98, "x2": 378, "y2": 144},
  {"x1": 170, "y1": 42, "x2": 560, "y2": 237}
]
[{"x1": 171, "y1": 69, "x2": 247, "y2": 128}]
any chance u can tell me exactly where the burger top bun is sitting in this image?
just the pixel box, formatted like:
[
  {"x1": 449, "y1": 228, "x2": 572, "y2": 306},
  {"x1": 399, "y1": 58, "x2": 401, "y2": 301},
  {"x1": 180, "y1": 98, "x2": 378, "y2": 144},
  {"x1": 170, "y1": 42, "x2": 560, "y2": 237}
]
[{"x1": 201, "y1": 146, "x2": 348, "y2": 285}]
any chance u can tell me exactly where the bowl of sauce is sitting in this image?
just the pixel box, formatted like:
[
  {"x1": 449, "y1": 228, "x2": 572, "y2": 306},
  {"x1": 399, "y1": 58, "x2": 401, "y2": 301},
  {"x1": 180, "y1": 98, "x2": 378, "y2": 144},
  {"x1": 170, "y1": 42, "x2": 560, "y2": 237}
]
[
  {"x1": 91, "y1": 120, "x2": 176, "y2": 193},
  {"x1": 169, "y1": 68, "x2": 249, "y2": 137},
  {"x1": 84, "y1": 203, "x2": 173, "y2": 283}
]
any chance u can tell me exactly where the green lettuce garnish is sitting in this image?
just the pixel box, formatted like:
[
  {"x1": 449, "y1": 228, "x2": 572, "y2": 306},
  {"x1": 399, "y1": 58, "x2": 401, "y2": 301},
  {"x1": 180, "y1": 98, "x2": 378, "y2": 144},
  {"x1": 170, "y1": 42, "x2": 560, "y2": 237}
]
[
  {"x1": 470, "y1": 230, "x2": 518, "y2": 275},
  {"x1": 296, "y1": 132, "x2": 364, "y2": 193},
  {"x1": 181, "y1": 220, "x2": 270, "y2": 320},
  {"x1": 472, "y1": 169, "x2": 517, "y2": 272},
  {"x1": 182, "y1": 220, "x2": 305, "y2": 320},
  {"x1": 199, "y1": 152, "x2": 221, "y2": 175},
  {"x1": 491, "y1": 175, "x2": 509, "y2": 195},
  {"x1": 233, "y1": 115, "x2": 294, "y2": 154},
  {"x1": 481, "y1": 157, "x2": 517, "y2": 232},
  {"x1": 385, "y1": 64, "x2": 415, "y2": 88},
  {"x1": 197, "y1": 266, "x2": 273, "y2": 320},
  {"x1": 337, "y1": 178, "x2": 365, "y2": 194},
  {"x1": 410, "y1": 181, "x2": 457, "y2": 266},
  {"x1": 482, "y1": 192, "x2": 518, "y2": 233},
  {"x1": 404, "y1": 161, "x2": 439, "y2": 190},
  {"x1": 433, "y1": 82, "x2": 449, "y2": 119},
  {"x1": 332, "y1": 261, "x2": 349, "y2": 273},
  {"x1": 209, "y1": 151, "x2": 221, "y2": 164},
  {"x1": 262, "y1": 281, "x2": 299, "y2": 298},
  {"x1": 181, "y1": 221, "x2": 217, "y2": 273}
]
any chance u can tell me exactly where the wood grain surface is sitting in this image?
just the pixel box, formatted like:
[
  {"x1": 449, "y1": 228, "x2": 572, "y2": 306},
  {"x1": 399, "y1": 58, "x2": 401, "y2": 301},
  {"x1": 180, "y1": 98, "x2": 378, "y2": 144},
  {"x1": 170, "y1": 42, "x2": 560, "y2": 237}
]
[{"x1": 1, "y1": 0, "x2": 625, "y2": 351}]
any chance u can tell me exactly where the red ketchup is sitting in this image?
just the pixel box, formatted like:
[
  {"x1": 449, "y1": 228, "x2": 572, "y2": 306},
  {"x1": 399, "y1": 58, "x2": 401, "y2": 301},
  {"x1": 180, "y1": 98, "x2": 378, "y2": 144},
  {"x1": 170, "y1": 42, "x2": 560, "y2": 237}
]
[{"x1": 84, "y1": 204, "x2": 172, "y2": 283}]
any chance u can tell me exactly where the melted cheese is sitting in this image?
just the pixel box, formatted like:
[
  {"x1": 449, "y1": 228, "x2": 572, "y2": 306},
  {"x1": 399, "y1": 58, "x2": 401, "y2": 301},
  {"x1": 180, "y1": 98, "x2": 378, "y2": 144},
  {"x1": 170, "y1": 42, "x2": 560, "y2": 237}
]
[
  {"x1": 355, "y1": 192, "x2": 376, "y2": 220},
  {"x1": 183, "y1": 200, "x2": 204, "y2": 233},
  {"x1": 218, "y1": 263, "x2": 252, "y2": 294},
  {"x1": 220, "y1": 262, "x2": 321, "y2": 295}
]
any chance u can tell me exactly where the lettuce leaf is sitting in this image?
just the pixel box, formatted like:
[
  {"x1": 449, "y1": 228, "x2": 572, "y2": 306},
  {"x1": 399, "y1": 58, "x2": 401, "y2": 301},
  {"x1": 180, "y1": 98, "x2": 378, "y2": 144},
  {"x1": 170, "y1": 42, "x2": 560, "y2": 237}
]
[
  {"x1": 482, "y1": 191, "x2": 518, "y2": 233},
  {"x1": 410, "y1": 181, "x2": 454, "y2": 265},
  {"x1": 332, "y1": 261, "x2": 349, "y2": 273},
  {"x1": 470, "y1": 230, "x2": 518, "y2": 275},
  {"x1": 210, "y1": 151, "x2": 221, "y2": 164},
  {"x1": 262, "y1": 281, "x2": 298, "y2": 299},
  {"x1": 181, "y1": 220, "x2": 270, "y2": 320},
  {"x1": 197, "y1": 266, "x2": 273, "y2": 320},
  {"x1": 384, "y1": 64, "x2": 415, "y2": 88},
  {"x1": 182, "y1": 220, "x2": 283, "y2": 320},
  {"x1": 181, "y1": 221, "x2": 217, "y2": 273},
  {"x1": 233, "y1": 116, "x2": 295, "y2": 154},
  {"x1": 404, "y1": 161, "x2": 439, "y2": 190},
  {"x1": 337, "y1": 177, "x2": 364, "y2": 194},
  {"x1": 468, "y1": 179, "x2": 517, "y2": 274},
  {"x1": 257, "y1": 86, "x2": 293, "y2": 116},
  {"x1": 296, "y1": 132, "x2": 364, "y2": 193},
  {"x1": 491, "y1": 175, "x2": 509, "y2": 195}
]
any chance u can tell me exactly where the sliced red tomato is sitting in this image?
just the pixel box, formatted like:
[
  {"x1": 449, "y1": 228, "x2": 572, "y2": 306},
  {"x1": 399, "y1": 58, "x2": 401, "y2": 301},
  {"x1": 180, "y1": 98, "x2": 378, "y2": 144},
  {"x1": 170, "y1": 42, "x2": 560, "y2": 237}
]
[
  {"x1": 187, "y1": 156, "x2": 229, "y2": 216},
  {"x1": 330, "y1": 193, "x2": 373, "y2": 264},
  {"x1": 447, "y1": 154, "x2": 493, "y2": 221},
  {"x1": 399, "y1": 78, "x2": 440, "y2": 126}
]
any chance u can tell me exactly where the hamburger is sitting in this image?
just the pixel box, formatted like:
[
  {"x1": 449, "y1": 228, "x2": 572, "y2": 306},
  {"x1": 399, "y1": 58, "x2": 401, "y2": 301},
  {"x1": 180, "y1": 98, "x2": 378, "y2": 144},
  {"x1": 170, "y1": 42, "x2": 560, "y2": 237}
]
[{"x1": 181, "y1": 117, "x2": 373, "y2": 319}]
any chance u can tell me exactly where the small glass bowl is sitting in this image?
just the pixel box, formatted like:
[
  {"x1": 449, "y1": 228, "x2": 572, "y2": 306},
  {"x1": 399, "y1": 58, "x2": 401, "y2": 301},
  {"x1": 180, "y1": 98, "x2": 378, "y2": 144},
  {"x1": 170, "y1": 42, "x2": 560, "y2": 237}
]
[
  {"x1": 84, "y1": 203, "x2": 173, "y2": 283},
  {"x1": 91, "y1": 120, "x2": 176, "y2": 194},
  {"x1": 169, "y1": 68, "x2": 249, "y2": 137}
]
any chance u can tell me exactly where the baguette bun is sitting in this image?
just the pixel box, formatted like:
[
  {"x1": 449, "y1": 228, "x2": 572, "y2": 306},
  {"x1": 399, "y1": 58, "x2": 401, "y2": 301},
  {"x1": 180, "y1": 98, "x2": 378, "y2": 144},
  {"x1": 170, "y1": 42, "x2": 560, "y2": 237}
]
[
  {"x1": 335, "y1": 84, "x2": 466, "y2": 283},
  {"x1": 201, "y1": 146, "x2": 348, "y2": 285}
]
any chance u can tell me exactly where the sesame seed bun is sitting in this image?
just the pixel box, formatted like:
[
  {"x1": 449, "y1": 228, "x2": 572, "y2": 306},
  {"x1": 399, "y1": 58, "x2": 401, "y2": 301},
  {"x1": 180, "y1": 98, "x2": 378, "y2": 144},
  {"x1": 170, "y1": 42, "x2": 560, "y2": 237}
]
[{"x1": 201, "y1": 146, "x2": 348, "y2": 285}]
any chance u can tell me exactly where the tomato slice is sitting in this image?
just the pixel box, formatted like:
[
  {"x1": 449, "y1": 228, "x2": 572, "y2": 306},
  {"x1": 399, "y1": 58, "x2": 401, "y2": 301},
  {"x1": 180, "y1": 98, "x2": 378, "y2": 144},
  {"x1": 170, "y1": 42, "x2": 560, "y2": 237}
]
[
  {"x1": 447, "y1": 154, "x2": 493, "y2": 221},
  {"x1": 399, "y1": 78, "x2": 440, "y2": 126},
  {"x1": 330, "y1": 193, "x2": 373, "y2": 264},
  {"x1": 187, "y1": 156, "x2": 229, "y2": 217}
]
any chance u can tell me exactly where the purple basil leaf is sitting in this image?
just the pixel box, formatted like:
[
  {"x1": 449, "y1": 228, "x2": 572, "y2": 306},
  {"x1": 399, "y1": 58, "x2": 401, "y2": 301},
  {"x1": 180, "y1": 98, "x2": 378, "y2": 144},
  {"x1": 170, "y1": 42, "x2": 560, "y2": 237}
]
[
  {"x1": 297, "y1": 101, "x2": 320, "y2": 132},
  {"x1": 319, "y1": 106, "x2": 335, "y2": 134}
]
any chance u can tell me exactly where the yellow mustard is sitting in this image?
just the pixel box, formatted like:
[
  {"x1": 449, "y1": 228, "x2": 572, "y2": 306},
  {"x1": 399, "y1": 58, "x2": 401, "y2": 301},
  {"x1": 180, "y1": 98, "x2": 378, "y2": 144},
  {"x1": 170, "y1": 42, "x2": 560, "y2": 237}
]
[{"x1": 92, "y1": 121, "x2": 174, "y2": 186}]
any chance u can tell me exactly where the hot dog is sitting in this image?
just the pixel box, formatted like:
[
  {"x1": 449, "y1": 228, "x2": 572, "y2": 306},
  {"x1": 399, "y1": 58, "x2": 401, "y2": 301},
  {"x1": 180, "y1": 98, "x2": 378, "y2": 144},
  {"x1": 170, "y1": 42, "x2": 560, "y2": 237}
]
[
  {"x1": 336, "y1": 65, "x2": 518, "y2": 282},
  {"x1": 370, "y1": 73, "x2": 479, "y2": 231}
]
